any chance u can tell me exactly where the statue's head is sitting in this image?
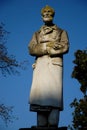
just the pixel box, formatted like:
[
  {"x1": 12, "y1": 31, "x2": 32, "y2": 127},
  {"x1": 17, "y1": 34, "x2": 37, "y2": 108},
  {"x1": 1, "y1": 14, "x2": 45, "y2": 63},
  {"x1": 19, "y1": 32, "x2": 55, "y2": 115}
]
[{"x1": 41, "y1": 5, "x2": 55, "y2": 24}]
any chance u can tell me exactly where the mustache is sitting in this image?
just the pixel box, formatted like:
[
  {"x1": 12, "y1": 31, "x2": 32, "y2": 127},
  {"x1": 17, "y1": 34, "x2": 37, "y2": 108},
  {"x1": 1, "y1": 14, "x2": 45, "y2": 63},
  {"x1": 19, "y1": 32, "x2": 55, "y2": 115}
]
[{"x1": 43, "y1": 15, "x2": 52, "y2": 18}]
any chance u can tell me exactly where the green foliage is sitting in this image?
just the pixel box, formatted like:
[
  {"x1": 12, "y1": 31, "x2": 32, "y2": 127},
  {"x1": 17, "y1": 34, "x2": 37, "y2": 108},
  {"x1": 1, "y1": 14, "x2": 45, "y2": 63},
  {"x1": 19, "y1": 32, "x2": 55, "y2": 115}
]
[
  {"x1": 72, "y1": 50, "x2": 87, "y2": 95},
  {"x1": 70, "y1": 98, "x2": 87, "y2": 129},
  {"x1": 70, "y1": 49, "x2": 87, "y2": 130}
]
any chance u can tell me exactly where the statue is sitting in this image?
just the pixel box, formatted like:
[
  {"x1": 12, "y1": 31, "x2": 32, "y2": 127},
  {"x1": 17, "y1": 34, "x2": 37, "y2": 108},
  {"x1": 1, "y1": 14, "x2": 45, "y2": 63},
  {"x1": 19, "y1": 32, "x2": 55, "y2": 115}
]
[{"x1": 28, "y1": 5, "x2": 69, "y2": 128}]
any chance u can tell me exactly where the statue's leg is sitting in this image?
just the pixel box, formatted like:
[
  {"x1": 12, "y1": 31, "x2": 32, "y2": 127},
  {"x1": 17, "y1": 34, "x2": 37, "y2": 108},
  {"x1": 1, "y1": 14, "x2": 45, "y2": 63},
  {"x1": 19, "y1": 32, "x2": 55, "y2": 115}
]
[
  {"x1": 37, "y1": 111, "x2": 48, "y2": 127},
  {"x1": 48, "y1": 109, "x2": 60, "y2": 127}
]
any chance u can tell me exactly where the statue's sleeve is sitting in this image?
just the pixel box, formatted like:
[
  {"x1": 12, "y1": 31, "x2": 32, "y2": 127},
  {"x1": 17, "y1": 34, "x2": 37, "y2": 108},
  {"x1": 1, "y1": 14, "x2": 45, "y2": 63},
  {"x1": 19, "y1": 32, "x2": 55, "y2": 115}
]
[
  {"x1": 59, "y1": 30, "x2": 69, "y2": 54},
  {"x1": 47, "y1": 30, "x2": 69, "y2": 55},
  {"x1": 28, "y1": 32, "x2": 47, "y2": 56}
]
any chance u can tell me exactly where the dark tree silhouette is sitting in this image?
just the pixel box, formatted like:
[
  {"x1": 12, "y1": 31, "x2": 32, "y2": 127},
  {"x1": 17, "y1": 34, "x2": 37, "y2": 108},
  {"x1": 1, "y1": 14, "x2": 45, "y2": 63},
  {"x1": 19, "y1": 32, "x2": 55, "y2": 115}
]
[
  {"x1": 0, "y1": 104, "x2": 14, "y2": 125},
  {"x1": 0, "y1": 23, "x2": 21, "y2": 76},
  {"x1": 70, "y1": 49, "x2": 87, "y2": 130},
  {"x1": 0, "y1": 22, "x2": 25, "y2": 125}
]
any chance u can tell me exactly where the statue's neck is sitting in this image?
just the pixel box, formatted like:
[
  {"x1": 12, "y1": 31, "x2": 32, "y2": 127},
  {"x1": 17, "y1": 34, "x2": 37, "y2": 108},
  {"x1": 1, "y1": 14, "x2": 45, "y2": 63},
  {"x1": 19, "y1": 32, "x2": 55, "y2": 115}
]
[{"x1": 44, "y1": 22, "x2": 54, "y2": 27}]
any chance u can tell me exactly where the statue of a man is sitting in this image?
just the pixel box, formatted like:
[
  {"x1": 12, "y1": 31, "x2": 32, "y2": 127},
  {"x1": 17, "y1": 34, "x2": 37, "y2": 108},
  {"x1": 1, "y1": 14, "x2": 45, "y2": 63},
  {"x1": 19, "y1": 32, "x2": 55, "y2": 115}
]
[{"x1": 28, "y1": 5, "x2": 69, "y2": 127}]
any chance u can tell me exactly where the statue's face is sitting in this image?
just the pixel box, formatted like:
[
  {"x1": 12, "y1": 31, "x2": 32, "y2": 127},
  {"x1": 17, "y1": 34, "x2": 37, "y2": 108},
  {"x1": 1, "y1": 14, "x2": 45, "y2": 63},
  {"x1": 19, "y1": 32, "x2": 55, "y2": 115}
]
[{"x1": 42, "y1": 8, "x2": 54, "y2": 23}]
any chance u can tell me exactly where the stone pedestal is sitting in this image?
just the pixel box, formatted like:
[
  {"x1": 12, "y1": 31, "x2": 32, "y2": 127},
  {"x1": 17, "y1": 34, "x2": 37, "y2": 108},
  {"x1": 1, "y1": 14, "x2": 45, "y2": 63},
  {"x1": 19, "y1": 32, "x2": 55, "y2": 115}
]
[{"x1": 19, "y1": 126, "x2": 67, "y2": 130}]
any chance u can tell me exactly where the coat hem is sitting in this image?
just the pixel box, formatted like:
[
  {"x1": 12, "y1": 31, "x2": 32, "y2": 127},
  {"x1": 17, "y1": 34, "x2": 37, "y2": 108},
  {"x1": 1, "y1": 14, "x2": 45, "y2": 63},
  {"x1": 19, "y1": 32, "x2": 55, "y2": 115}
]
[{"x1": 30, "y1": 104, "x2": 63, "y2": 112}]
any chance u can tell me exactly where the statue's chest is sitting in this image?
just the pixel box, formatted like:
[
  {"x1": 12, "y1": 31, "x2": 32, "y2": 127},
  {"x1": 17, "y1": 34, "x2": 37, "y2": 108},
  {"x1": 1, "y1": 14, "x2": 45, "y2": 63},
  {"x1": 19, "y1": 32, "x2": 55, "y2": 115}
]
[{"x1": 38, "y1": 29, "x2": 60, "y2": 43}]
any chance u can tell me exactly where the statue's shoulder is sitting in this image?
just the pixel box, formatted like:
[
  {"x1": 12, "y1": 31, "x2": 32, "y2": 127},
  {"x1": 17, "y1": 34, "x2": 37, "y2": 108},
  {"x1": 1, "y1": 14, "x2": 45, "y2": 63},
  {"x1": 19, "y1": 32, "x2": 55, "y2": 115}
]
[
  {"x1": 34, "y1": 26, "x2": 43, "y2": 35},
  {"x1": 32, "y1": 31, "x2": 40, "y2": 39},
  {"x1": 32, "y1": 27, "x2": 42, "y2": 40},
  {"x1": 55, "y1": 25, "x2": 68, "y2": 36},
  {"x1": 33, "y1": 25, "x2": 44, "y2": 37},
  {"x1": 39, "y1": 25, "x2": 45, "y2": 32},
  {"x1": 54, "y1": 24, "x2": 63, "y2": 32},
  {"x1": 34, "y1": 25, "x2": 65, "y2": 35}
]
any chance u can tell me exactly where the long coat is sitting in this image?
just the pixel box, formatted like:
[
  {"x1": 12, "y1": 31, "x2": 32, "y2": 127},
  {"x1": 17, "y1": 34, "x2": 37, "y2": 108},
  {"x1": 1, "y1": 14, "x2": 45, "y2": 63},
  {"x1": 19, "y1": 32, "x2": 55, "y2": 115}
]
[{"x1": 28, "y1": 24, "x2": 69, "y2": 111}]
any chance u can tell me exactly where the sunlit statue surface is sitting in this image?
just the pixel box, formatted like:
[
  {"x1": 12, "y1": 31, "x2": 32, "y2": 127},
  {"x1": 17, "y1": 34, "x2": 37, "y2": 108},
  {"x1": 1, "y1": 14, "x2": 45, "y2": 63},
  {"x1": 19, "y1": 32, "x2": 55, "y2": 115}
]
[{"x1": 28, "y1": 5, "x2": 69, "y2": 128}]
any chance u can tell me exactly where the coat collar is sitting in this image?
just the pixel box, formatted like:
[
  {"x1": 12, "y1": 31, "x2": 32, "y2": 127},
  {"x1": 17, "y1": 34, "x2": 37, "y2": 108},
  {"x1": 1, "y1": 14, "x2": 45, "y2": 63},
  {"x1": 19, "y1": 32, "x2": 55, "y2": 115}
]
[{"x1": 39, "y1": 24, "x2": 58, "y2": 34}]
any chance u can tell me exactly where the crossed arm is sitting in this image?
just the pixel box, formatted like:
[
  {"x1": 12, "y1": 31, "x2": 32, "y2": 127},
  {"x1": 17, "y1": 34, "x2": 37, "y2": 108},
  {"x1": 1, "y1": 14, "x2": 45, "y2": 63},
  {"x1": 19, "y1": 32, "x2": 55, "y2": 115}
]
[{"x1": 28, "y1": 30, "x2": 69, "y2": 57}]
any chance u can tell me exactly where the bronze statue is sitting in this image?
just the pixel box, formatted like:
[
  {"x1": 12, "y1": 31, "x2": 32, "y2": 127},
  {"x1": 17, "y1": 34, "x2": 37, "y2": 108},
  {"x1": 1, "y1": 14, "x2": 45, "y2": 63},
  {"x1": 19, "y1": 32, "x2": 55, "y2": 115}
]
[{"x1": 28, "y1": 5, "x2": 69, "y2": 127}]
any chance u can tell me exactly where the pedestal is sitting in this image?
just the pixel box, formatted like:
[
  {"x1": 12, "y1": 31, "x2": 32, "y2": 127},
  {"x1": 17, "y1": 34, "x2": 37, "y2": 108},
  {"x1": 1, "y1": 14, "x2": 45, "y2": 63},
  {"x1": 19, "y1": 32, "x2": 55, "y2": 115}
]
[{"x1": 19, "y1": 126, "x2": 67, "y2": 130}]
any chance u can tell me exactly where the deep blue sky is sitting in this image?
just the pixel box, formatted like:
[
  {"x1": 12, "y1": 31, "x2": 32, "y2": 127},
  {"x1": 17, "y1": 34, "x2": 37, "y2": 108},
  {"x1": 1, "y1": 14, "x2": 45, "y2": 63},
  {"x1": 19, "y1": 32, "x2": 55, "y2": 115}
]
[{"x1": 0, "y1": 0, "x2": 87, "y2": 130}]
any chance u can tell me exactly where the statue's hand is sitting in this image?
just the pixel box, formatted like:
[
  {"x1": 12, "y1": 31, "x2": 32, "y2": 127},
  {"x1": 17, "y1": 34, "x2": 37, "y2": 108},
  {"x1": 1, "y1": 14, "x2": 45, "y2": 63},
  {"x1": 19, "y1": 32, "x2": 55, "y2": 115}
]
[
  {"x1": 46, "y1": 42, "x2": 54, "y2": 48},
  {"x1": 46, "y1": 42, "x2": 59, "y2": 54},
  {"x1": 53, "y1": 43, "x2": 63, "y2": 50},
  {"x1": 46, "y1": 42, "x2": 63, "y2": 50}
]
